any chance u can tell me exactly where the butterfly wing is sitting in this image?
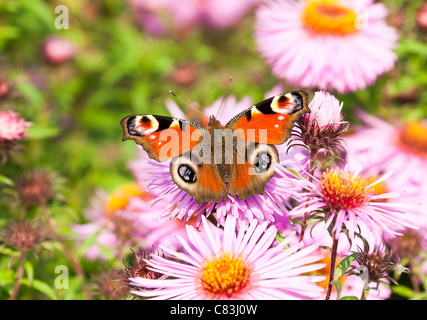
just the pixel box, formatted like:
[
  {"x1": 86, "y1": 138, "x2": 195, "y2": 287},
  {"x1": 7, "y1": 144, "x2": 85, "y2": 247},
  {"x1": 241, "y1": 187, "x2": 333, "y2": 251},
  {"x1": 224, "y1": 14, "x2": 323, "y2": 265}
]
[
  {"x1": 120, "y1": 115, "x2": 207, "y2": 162},
  {"x1": 227, "y1": 141, "x2": 280, "y2": 200},
  {"x1": 121, "y1": 114, "x2": 228, "y2": 203},
  {"x1": 120, "y1": 91, "x2": 310, "y2": 204},
  {"x1": 169, "y1": 150, "x2": 228, "y2": 204},
  {"x1": 224, "y1": 91, "x2": 309, "y2": 200},
  {"x1": 225, "y1": 91, "x2": 310, "y2": 145}
]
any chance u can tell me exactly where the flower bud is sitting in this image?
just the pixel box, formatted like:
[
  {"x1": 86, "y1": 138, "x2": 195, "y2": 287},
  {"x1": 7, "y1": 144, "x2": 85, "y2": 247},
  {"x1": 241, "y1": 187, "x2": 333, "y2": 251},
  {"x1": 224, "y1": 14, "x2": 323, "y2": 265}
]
[
  {"x1": 416, "y1": 2, "x2": 427, "y2": 30},
  {"x1": 43, "y1": 36, "x2": 76, "y2": 65}
]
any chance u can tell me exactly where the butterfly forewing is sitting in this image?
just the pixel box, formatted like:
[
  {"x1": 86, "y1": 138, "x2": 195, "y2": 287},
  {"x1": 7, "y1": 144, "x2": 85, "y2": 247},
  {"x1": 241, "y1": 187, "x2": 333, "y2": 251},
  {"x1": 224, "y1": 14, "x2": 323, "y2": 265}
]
[
  {"x1": 120, "y1": 115, "x2": 207, "y2": 162},
  {"x1": 226, "y1": 91, "x2": 310, "y2": 145}
]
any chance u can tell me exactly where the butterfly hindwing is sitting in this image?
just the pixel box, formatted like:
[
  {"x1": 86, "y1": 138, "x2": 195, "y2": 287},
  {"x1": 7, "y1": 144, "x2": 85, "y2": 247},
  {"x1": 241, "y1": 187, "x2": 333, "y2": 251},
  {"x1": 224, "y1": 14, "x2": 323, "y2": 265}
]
[
  {"x1": 169, "y1": 151, "x2": 228, "y2": 204},
  {"x1": 226, "y1": 91, "x2": 310, "y2": 145},
  {"x1": 228, "y1": 141, "x2": 279, "y2": 200}
]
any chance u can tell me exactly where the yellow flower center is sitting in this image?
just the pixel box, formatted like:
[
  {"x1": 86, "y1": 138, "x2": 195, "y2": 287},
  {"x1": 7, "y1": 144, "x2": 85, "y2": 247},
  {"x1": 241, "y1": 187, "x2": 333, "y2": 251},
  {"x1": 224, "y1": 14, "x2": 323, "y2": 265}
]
[
  {"x1": 199, "y1": 252, "x2": 251, "y2": 299},
  {"x1": 103, "y1": 182, "x2": 149, "y2": 218},
  {"x1": 398, "y1": 121, "x2": 427, "y2": 157},
  {"x1": 319, "y1": 168, "x2": 372, "y2": 210},
  {"x1": 303, "y1": 0, "x2": 358, "y2": 35}
]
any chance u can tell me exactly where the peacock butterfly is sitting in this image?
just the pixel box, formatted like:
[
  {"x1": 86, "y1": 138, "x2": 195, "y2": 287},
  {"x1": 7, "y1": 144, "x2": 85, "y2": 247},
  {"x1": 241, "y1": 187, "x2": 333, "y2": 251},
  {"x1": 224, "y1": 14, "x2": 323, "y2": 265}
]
[{"x1": 120, "y1": 91, "x2": 310, "y2": 204}]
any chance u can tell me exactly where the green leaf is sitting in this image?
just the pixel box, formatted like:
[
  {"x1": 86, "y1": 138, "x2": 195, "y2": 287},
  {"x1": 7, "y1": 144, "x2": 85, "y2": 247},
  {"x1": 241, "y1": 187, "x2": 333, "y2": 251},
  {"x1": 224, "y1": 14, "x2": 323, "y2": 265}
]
[
  {"x1": 24, "y1": 261, "x2": 34, "y2": 286},
  {"x1": 396, "y1": 39, "x2": 427, "y2": 58},
  {"x1": 334, "y1": 252, "x2": 361, "y2": 280},
  {"x1": 0, "y1": 270, "x2": 15, "y2": 295},
  {"x1": 0, "y1": 246, "x2": 16, "y2": 256},
  {"x1": 410, "y1": 292, "x2": 427, "y2": 300},
  {"x1": 15, "y1": 82, "x2": 44, "y2": 110},
  {"x1": 0, "y1": 26, "x2": 20, "y2": 50},
  {"x1": 339, "y1": 296, "x2": 359, "y2": 300},
  {"x1": 0, "y1": 174, "x2": 13, "y2": 186},
  {"x1": 21, "y1": 279, "x2": 58, "y2": 300},
  {"x1": 20, "y1": 0, "x2": 56, "y2": 31},
  {"x1": 392, "y1": 285, "x2": 414, "y2": 298},
  {"x1": 282, "y1": 166, "x2": 305, "y2": 179},
  {"x1": 27, "y1": 125, "x2": 60, "y2": 140},
  {"x1": 275, "y1": 232, "x2": 286, "y2": 244},
  {"x1": 0, "y1": 269, "x2": 16, "y2": 286},
  {"x1": 331, "y1": 279, "x2": 342, "y2": 300}
]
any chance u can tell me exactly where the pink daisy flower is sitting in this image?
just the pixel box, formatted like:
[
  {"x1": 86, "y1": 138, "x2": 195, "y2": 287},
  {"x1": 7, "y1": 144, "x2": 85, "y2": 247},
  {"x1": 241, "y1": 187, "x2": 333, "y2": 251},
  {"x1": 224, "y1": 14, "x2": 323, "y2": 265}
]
[
  {"x1": 343, "y1": 155, "x2": 426, "y2": 239},
  {"x1": 169, "y1": 0, "x2": 258, "y2": 29},
  {"x1": 255, "y1": 0, "x2": 398, "y2": 93},
  {"x1": 129, "y1": 195, "x2": 203, "y2": 252},
  {"x1": 344, "y1": 110, "x2": 427, "y2": 189},
  {"x1": 337, "y1": 166, "x2": 427, "y2": 288},
  {"x1": 129, "y1": 0, "x2": 258, "y2": 33},
  {"x1": 285, "y1": 165, "x2": 416, "y2": 241},
  {"x1": 72, "y1": 183, "x2": 165, "y2": 260},
  {"x1": 304, "y1": 91, "x2": 345, "y2": 130},
  {"x1": 128, "y1": 95, "x2": 306, "y2": 228},
  {"x1": 128, "y1": 0, "x2": 168, "y2": 37},
  {"x1": 129, "y1": 215, "x2": 326, "y2": 300},
  {"x1": 0, "y1": 110, "x2": 32, "y2": 141},
  {"x1": 290, "y1": 90, "x2": 348, "y2": 166},
  {"x1": 73, "y1": 182, "x2": 204, "y2": 260}
]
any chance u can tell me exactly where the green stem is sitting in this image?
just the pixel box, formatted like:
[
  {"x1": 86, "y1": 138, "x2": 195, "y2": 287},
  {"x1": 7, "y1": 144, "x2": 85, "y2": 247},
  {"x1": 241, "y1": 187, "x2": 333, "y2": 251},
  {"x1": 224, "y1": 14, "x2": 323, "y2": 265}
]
[
  {"x1": 9, "y1": 251, "x2": 27, "y2": 300},
  {"x1": 325, "y1": 235, "x2": 339, "y2": 300},
  {"x1": 299, "y1": 150, "x2": 317, "y2": 242}
]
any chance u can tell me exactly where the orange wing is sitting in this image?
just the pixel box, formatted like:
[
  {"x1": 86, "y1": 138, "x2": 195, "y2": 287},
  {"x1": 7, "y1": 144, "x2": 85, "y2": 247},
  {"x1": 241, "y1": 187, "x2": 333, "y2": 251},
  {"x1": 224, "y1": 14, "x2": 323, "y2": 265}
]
[
  {"x1": 226, "y1": 91, "x2": 310, "y2": 145},
  {"x1": 228, "y1": 143, "x2": 279, "y2": 200},
  {"x1": 170, "y1": 154, "x2": 228, "y2": 204},
  {"x1": 120, "y1": 115, "x2": 207, "y2": 162}
]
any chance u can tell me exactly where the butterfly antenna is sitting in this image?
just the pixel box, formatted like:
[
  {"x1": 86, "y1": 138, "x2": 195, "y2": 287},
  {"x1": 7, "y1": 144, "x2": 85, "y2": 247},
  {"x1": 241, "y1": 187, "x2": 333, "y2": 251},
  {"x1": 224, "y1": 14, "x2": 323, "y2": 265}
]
[
  {"x1": 216, "y1": 77, "x2": 233, "y2": 118},
  {"x1": 169, "y1": 90, "x2": 205, "y2": 118}
]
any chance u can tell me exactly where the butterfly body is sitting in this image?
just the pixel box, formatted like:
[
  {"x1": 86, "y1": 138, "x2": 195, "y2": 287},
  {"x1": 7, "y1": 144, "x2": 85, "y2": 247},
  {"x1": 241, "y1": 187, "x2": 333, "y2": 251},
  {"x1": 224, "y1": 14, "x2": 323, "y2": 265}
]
[{"x1": 121, "y1": 91, "x2": 310, "y2": 204}]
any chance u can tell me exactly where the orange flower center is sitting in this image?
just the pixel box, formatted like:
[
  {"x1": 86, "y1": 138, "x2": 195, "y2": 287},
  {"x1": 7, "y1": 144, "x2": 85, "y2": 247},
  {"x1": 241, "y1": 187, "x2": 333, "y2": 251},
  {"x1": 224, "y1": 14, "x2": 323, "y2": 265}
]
[
  {"x1": 319, "y1": 168, "x2": 372, "y2": 210},
  {"x1": 198, "y1": 252, "x2": 251, "y2": 299},
  {"x1": 103, "y1": 182, "x2": 150, "y2": 218},
  {"x1": 398, "y1": 121, "x2": 427, "y2": 157},
  {"x1": 303, "y1": 0, "x2": 358, "y2": 35}
]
